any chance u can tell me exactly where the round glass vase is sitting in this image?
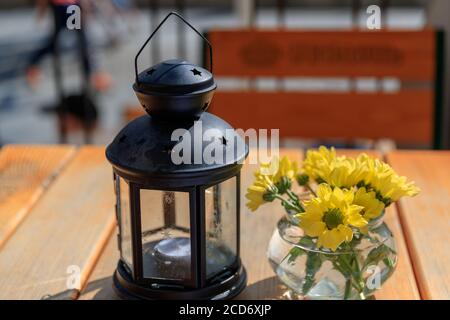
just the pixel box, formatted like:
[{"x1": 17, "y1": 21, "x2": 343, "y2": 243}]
[{"x1": 267, "y1": 213, "x2": 397, "y2": 300}]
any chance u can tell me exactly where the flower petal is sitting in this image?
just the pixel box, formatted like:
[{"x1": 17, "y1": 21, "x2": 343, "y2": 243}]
[
  {"x1": 300, "y1": 219, "x2": 326, "y2": 237},
  {"x1": 347, "y1": 212, "x2": 368, "y2": 228}
]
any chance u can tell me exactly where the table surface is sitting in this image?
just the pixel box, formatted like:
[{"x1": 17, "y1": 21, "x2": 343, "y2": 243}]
[{"x1": 0, "y1": 145, "x2": 448, "y2": 300}]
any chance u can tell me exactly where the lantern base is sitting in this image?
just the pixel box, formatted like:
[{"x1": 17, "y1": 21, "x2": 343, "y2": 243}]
[{"x1": 113, "y1": 261, "x2": 247, "y2": 300}]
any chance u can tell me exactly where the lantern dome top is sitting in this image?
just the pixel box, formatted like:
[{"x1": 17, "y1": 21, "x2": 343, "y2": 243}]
[
  {"x1": 131, "y1": 12, "x2": 216, "y2": 118},
  {"x1": 134, "y1": 59, "x2": 215, "y2": 96},
  {"x1": 133, "y1": 59, "x2": 216, "y2": 118}
]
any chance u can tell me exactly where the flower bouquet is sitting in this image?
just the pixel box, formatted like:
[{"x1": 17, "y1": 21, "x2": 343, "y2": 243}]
[{"x1": 246, "y1": 147, "x2": 419, "y2": 300}]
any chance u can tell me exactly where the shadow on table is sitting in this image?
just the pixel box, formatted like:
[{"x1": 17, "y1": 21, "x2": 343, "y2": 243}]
[
  {"x1": 81, "y1": 276, "x2": 120, "y2": 300},
  {"x1": 236, "y1": 276, "x2": 288, "y2": 300},
  {"x1": 77, "y1": 275, "x2": 288, "y2": 300},
  {"x1": 41, "y1": 289, "x2": 79, "y2": 300}
]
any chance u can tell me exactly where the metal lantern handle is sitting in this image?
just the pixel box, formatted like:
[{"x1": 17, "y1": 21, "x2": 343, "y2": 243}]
[{"x1": 134, "y1": 11, "x2": 213, "y2": 83}]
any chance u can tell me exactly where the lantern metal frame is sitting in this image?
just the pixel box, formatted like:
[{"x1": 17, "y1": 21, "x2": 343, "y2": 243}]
[{"x1": 111, "y1": 164, "x2": 246, "y2": 300}]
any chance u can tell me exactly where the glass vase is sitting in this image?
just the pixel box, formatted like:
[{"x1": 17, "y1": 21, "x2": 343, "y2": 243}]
[{"x1": 267, "y1": 213, "x2": 397, "y2": 300}]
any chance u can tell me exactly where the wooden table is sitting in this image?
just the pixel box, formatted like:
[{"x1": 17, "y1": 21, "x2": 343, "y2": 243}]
[{"x1": 0, "y1": 145, "x2": 448, "y2": 300}]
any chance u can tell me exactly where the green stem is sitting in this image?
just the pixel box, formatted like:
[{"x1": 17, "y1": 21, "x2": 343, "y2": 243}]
[
  {"x1": 286, "y1": 189, "x2": 305, "y2": 212},
  {"x1": 335, "y1": 252, "x2": 365, "y2": 296},
  {"x1": 351, "y1": 249, "x2": 366, "y2": 291},
  {"x1": 274, "y1": 194, "x2": 303, "y2": 213},
  {"x1": 344, "y1": 278, "x2": 352, "y2": 300},
  {"x1": 305, "y1": 183, "x2": 317, "y2": 197},
  {"x1": 332, "y1": 261, "x2": 361, "y2": 293}
]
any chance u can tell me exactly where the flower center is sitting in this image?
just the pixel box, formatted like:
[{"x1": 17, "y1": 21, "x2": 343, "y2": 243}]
[{"x1": 323, "y1": 208, "x2": 344, "y2": 230}]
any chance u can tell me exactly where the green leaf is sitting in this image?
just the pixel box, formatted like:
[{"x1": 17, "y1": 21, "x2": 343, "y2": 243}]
[
  {"x1": 287, "y1": 246, "x2": 305, "y2": 264},
  {"x1": 363, "y1": 244, "x2": 395, "y2": 270},
  {"x1": 383, "y1": 256, "x2": 396, "y2": 268},
  {"x1": 286, "y1": 237, "x2": 314, "y2": 264},
  {"x1": 302, "y1": 252, "x2": 323, "y2": 295}
]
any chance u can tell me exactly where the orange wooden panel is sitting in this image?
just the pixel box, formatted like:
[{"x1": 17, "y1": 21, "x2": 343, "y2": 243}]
[
  {"x1": 386, "y1": 151, "x2": 450, "y2": 300},
  {"x1": 0, "y1": 147, "x2": 116, "y2": 299},
  {"x1": 208, "y1": 30, "x2": 436, "y2": 80},
  {"x1": 0, "y1": 145, "x2": 76, "y2": 250},
  {"x1": 209, "y1": 91, "x2": 433, "y2": 144}
]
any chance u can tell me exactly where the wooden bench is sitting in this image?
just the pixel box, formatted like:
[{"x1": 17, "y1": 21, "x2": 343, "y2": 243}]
[{"x1": 205, "y1": 29, "x2": 445, "y2": 149}]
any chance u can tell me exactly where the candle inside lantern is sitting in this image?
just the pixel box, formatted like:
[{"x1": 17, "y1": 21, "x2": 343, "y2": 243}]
[
  {"x1": 140, "y1": 179, "x2": 238, "y2": 282},
  {"x1": 142, "y1": 234, "x2": 236, "y2": 281}
]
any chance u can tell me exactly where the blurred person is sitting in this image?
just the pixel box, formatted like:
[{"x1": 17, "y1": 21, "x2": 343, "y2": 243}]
[
  {"x1": 26, "y1": 0, "x2": 112, "y2": 92},
  {"x1": 26, "y1": 0, "x2": 113, "y2": 143}
]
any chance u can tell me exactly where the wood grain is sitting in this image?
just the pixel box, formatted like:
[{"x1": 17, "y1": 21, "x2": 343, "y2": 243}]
[
  {"x1": 0, "y1": 146, "x2": 116, "y2": 299},
  {"x1": 386, "y1": 151, "x2": 450, "y2": 299},
  {"x1": 208, "y1": 30, "x2": 435, "y2": 80},
  {"x1": 78, "y1": 233, "x2": 119, "y2": 300},
  {"x1": 0, "y1": 145, "x2": 76, "y2": 250},
  {"x1": 237, "y1": 149, "x2": 303, "y2": 299},
  {"x1": 336, "y1": 150, "x2": 420, "y2": 300},
  {"x1": 209, "y1": 91, "x2": 433, "y2": 144}
]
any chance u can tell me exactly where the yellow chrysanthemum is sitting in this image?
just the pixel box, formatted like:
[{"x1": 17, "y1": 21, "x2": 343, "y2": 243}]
[
  {"x1": 245, "y1": 174, "x2": 277, "y2": 212},
  {"x1": 302, "y1": 146, "x2": 337, "y2": 181},
  {"x1": 298, "y1": 184, "x2": 367, "y2": 251},
  {"x1": 353, "y1": 187, "x2": 385, "y2": 220},
  {"x1": 257, "y1": 156, "x2": 298, "y2": 184},
  {"x1": 321, "y1": 156, "x2": 369, "y2": 188},
  {"x1": 360, "y1": 157, "x2": 420, "y2": 203},
  {"x1": 274, "y1": 156, "x2": 298, "y2": 182}
]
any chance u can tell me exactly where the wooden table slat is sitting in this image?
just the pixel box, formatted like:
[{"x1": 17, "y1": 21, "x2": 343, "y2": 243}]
[
  {"x1": 0, "y1": 145, "x2": 76, "y2": 250},
  {"x1": 336, "y1": 150, "x2": 420, "y2": 300},
  {"x1": 387, "y1": 151, "x2": 450, "y2": 300},
  {"x1": 0, "y1": 146, "x2": 116, "y2": 299}
]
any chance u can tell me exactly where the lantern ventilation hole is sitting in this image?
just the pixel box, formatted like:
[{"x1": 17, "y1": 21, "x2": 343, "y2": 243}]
[
  {"x1": 221, "y1": 137, "x2": 228, "y2": 146},
  {"x1": 146, "y1": 68, "x2": 156, "y2": 76},
  {"x1": 190, "y1": 68, "x2": 202, "y2": 76}
]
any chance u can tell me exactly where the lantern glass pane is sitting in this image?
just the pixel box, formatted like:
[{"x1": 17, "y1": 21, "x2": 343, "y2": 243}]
[
  {"x1": 118, "y1": 177, "x2": 133, "y2": 271},
  {"x1": 205, "y1": 177, "x2": 237, "y2": 280},
  {"x1": 140, "y1": 189, "x2": 191, "y2": 281}
]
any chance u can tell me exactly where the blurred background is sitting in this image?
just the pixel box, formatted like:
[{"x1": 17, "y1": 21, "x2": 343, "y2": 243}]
[{"x1": 0, "y1": 0, "x2": 448, "y2": 150}]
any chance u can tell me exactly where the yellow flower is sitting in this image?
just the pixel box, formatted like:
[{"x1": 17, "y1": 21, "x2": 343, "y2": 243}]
[
  {"x1": 360, "y1": 157, "x2": 420, "y2": 203},
  {"x1": 302, "y1": 146, "x2": 337, "y2": 181},
  {"x1": 245, "y1": 174, "x2": 277, "y2": 212},
  {"x1": 298, "y1": 184, "x2": 367, "y2": 251},
  {"x1": 353, "y1": 187, "x2": 385, "y2": 220},
  {"x1": 257, "y1": 156, "x2": 298, "y2": 184},
  {"x1": 255, "y1": 156, "x2": 299, "y2": 194},
  {"x1": 302, "y1": 147, "x2": 368, "y2": 188},
  {"x1": 274, "y1": 156, "x2": 298, "y2": 182},
  {"x1": 322, "y1": 156, "x2": 368, "y2": 188}
]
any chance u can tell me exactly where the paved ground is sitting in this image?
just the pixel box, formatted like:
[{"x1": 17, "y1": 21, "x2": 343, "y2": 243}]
[{"x1": 0, "y1": 6, "x2": 425, "y2": 145}]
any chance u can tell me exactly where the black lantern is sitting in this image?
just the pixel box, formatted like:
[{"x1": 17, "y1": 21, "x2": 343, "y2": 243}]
[{"x1": 106, "y1": 12, "x2": 248, "y2": 300}]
